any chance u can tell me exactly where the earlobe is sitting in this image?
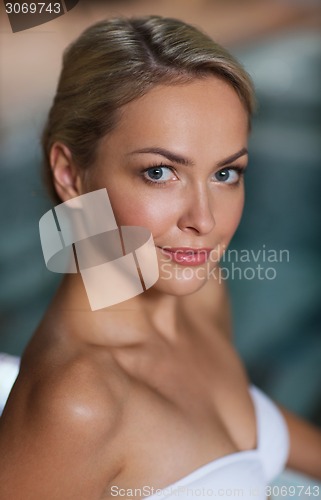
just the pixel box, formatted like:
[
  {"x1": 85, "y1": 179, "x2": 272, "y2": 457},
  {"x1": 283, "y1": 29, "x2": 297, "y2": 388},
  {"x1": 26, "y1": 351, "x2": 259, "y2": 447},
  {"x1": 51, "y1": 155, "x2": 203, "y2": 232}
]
[{"x1": 50, "y1": 142, "x2": 82, "y2": 202}]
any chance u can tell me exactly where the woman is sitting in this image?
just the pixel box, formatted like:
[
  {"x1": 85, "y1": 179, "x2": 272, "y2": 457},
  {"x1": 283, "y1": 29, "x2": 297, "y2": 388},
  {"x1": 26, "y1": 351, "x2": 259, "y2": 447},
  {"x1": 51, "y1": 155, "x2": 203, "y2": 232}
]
[{"x1": 0, "y1": 15, "x2": 320, "y2": 500}]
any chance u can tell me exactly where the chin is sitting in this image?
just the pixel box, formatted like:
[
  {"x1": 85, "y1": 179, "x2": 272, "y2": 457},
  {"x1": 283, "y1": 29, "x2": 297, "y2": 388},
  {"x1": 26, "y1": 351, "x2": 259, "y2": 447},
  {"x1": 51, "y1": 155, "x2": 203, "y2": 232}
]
[{"x1": 152, "y1": 263, "x2": 211, "y2": 296}]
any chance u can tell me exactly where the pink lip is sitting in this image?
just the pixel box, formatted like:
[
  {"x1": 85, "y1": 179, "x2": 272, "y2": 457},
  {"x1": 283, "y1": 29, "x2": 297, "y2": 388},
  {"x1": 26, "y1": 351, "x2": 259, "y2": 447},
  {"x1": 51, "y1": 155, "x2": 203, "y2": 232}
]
[{"x1": 159, "y1": 247, "x2": 212, "y2": 266}]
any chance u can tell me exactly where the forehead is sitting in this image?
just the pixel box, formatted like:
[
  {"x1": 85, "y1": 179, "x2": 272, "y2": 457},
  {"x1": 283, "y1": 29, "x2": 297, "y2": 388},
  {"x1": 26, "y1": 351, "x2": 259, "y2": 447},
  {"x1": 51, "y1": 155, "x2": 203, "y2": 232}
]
[{"x1": 102, "y1": 77, "x2": 248, "y2": 158}]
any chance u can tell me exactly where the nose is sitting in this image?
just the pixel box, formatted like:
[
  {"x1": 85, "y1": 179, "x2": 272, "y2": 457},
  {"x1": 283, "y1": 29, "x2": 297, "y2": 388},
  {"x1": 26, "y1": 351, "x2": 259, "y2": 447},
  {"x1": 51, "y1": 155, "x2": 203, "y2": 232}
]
[{"x1": 177, "y1": 184, "x2": 215, "y2": 235}]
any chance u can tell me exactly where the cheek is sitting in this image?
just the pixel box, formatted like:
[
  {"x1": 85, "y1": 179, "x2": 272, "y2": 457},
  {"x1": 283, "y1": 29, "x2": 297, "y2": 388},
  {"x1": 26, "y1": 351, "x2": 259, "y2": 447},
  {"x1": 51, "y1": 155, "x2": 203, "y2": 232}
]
[
  {"x1": 215, "y1": 188, "x2": 245, "y2": 241},
  {"x1": 107, "y1": 187, "x2": 174, "y2": 237}
]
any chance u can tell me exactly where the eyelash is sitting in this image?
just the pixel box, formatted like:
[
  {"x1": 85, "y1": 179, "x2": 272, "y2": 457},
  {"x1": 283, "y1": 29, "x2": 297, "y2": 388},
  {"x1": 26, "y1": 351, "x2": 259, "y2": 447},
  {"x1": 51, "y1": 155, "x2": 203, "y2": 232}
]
[
  {"x1": 141, "y1": 163, "x2": 246, "y2": 187},
  {"x1": 141, "y1": 163, "x2": 176, "y2": 187},
  {"x1": 214, "y1": 166, "x2": 246, "y2": 186}
]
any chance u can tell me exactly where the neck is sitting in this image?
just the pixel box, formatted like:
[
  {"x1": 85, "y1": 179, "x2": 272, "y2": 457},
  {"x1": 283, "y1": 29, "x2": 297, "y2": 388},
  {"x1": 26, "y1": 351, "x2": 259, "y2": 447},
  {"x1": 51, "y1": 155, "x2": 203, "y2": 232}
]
[{"x1": 49, "y1": 273, "x2": 183, "y2": 347}]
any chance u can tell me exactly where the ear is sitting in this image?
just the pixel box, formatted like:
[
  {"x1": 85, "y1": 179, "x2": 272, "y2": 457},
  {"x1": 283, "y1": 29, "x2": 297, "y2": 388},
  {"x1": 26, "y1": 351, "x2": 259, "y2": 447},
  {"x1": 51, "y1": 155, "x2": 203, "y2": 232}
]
[{"x1": 50, "y1": 142, "x2": 83, "y2": 202}]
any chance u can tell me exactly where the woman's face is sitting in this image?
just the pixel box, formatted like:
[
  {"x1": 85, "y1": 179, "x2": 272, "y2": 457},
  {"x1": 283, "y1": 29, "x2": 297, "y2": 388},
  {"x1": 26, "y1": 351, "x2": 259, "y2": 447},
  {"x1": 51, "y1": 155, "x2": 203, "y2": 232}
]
[{"x1": 88, "y1": 77, "x2": 249, "y2": 295}]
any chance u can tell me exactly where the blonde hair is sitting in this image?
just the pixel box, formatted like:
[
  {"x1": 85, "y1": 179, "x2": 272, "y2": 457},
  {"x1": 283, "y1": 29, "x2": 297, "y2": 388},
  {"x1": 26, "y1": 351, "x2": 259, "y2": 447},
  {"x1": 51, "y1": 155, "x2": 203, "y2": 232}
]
[{"x1": 42, "y1": 15, "x2": 256, "y2": 203}]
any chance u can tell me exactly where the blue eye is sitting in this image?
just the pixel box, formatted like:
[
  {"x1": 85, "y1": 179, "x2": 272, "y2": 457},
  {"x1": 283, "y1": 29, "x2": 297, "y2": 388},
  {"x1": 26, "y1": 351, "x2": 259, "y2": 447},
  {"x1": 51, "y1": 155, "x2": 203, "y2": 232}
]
[
  {"x1": 143, "y1": 165, "x2": 175, "y2": 184},
  {"x1": 214, "y1": 167, "x2": 243, "y2": 184}
]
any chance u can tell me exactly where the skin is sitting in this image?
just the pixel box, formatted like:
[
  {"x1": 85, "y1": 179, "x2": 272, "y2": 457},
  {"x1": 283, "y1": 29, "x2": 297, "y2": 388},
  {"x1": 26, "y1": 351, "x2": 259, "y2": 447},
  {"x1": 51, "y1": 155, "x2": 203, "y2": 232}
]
[{"x1": 0, "y1": 77, "x2": 320, "y2": 499}]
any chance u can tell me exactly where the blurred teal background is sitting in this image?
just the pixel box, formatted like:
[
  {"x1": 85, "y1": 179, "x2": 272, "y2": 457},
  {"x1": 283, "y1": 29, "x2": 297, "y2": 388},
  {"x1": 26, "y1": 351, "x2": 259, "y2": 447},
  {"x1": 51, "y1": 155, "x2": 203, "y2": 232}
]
[{"x1": 230, "y1": 31, "x2": 321, "y2": 425}]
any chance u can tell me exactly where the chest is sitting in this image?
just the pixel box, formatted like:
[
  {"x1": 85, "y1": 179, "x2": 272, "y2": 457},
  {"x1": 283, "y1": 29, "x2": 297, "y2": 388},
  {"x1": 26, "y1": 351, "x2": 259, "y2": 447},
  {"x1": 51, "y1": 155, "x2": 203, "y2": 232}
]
[{"x1": 109, "y1": 331, "x2": 257, "y2": 496}]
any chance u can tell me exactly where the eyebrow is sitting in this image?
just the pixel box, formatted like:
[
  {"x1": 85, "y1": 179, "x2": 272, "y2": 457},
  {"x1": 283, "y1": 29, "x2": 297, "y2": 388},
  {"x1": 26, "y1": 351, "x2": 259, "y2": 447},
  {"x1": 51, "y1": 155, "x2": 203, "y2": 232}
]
[
  {"x1": 217, "y1": 147, "x2": 248, "y2": 167},
  {"x1": 127, "y1": 147, "x2": 248, "y2": 168},
  {"x1": 127, "y1": 147, "x2": 195, "y2": 167}
]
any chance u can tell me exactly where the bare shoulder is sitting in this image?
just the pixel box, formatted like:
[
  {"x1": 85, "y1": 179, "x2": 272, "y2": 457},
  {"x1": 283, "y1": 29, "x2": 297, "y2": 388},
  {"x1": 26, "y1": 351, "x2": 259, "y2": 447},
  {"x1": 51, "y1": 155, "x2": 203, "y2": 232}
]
[
  {"x1": 27, "y1": 347, "x2": 126, "y2": 423},
  {"x1": 0, "y1": 345, "x2": 128, "y2": 498}
]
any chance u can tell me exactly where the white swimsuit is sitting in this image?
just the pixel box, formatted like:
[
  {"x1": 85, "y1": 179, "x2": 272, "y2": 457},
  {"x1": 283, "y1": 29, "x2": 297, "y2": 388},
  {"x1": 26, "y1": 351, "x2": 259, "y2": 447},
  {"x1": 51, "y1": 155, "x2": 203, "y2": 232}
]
[{"x1": 145, "y1": 385, "x2": 289, "y2": 499}]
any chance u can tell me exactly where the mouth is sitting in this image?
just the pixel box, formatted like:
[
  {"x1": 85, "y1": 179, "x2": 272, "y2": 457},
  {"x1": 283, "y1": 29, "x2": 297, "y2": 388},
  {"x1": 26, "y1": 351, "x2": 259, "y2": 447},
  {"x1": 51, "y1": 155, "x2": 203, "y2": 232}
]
[{"x1": 157, "y1": 247, "x2": 212, "y2": 266}]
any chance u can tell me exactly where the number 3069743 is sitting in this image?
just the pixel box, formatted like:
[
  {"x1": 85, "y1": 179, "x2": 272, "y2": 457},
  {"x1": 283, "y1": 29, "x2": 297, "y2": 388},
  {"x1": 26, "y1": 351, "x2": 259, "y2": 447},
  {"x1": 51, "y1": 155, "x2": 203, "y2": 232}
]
[{"x1": 5, "y1": 3, "x2": 61, "y2": 14}]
